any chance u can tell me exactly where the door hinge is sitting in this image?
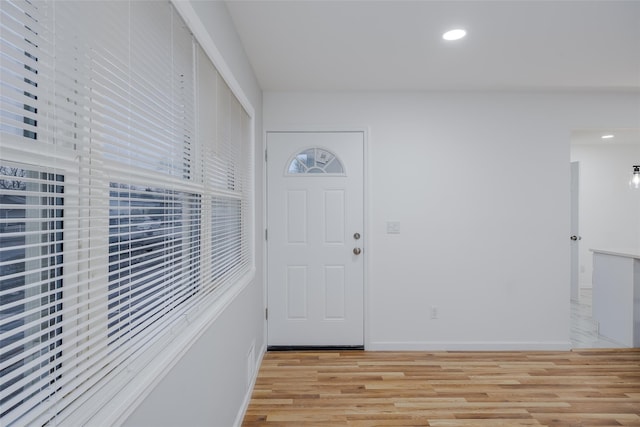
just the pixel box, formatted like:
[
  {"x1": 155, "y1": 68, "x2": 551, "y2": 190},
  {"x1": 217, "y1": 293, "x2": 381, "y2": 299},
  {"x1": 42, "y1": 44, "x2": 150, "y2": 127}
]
[
  {"x1": 265, "y1": 228, "x2": 268, "y2": 240},
  {"x1": 265, "y1": 307, "x2": 268, "y2": 320},
  {"x1": 264, "y1": 149, "x2": 267, "y2": 162}
]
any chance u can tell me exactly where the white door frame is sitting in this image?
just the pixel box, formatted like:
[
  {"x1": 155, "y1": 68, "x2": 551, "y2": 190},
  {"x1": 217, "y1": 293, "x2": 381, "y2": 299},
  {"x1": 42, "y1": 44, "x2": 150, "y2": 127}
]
[
  {"x1": 570, "y1": 161, "x2": 580, "y2": 302},
  {"x1": 262, "y1": 127, "x2": 370, "y2": 348}
]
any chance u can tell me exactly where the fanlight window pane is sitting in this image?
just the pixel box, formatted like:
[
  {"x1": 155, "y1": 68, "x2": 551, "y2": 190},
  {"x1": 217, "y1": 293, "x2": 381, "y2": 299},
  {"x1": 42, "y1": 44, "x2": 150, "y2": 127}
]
[{"x1": 287, "y1": 148, "x2": 344, "y2": 175}]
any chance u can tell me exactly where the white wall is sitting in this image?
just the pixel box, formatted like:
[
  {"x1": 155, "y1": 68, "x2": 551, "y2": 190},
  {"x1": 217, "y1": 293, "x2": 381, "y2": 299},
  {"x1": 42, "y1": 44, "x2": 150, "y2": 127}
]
[
  {"x1": 123, "y1": 285, "x2": 265, "y2": 427},
  {"x1": 571, "y1": 143, "x2": 640, "y2": 287},
  {"x1": 123, "y1": 2, "x2": 265, "y2": 426},
  {"x1": 264, "y1": 91, "x2": 640, "y2": 351}
]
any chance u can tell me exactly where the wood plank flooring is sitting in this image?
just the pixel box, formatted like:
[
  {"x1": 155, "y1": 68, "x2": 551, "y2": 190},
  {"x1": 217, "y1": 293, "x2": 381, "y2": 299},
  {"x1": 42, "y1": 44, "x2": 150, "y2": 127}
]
[{"x1": 242, "y1": 349, "x2": 640, "y2": 426}]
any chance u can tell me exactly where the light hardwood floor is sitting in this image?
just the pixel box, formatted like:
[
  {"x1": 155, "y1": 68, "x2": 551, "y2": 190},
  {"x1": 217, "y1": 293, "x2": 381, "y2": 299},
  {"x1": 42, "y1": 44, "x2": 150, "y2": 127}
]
[{"x1": 242, "y1": 349, "x2": 640, "y2": 426}]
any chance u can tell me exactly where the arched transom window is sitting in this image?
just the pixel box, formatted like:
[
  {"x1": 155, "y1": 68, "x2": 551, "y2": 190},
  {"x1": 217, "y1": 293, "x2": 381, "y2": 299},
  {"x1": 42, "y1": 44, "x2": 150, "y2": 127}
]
[{"x1": 287, "y1": 147, "x2": 345, "y2": 175}]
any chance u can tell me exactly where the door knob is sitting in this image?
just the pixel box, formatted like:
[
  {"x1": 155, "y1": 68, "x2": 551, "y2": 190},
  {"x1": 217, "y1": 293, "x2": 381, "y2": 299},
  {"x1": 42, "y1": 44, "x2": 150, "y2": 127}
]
[
  {"x1": 570, "y1": 235, "x2": 582, "y2": 241},
  {"x1": 353, "y1": 247, "x2": 362, "y2": 255}
]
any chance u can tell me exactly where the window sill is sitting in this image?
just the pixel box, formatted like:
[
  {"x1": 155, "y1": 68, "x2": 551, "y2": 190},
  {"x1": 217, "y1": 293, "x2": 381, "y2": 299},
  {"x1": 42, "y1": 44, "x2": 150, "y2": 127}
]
[{"x1": 58, "y1": 269, "x2": 256, "y2": 426}]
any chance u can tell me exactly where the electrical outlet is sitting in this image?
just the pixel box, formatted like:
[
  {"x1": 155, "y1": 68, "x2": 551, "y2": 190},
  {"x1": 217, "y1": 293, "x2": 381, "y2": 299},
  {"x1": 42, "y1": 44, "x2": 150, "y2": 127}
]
[{"x1": 430, "y1": 306, "x2": 438, "y2": 319}]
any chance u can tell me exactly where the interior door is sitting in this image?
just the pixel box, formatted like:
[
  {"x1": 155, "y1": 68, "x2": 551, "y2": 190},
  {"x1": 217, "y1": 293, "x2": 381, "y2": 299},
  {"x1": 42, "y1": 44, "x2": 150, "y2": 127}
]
[{"x1": 266, "y1": 131, "x2": 364, "y2": 346}]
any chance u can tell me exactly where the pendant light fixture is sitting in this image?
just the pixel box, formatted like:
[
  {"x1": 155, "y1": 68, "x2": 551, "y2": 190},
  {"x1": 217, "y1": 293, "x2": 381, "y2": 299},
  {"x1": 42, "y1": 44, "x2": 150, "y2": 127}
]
[{"x1": 630, "y1": 165, "x2": 640, "y2": 189}]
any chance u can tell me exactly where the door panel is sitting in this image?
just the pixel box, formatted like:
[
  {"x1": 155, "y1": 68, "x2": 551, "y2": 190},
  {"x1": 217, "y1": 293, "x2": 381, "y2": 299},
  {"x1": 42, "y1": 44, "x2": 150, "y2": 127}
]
[
  {"x1": 287, "y1": 266, "x2": 308, "y2": 319},
  {"x1": 286, "y1": 190, "x2": 307, "y2": 243},
  {"x1": 324, "y1": 190, "x2": 345, "y2": 243},
  {"x1": 324, "y1": 266, "x2": 346, "y2": 319},
  {"x1": 267, "y1": 131, "x2": 364, "y2": 346}
]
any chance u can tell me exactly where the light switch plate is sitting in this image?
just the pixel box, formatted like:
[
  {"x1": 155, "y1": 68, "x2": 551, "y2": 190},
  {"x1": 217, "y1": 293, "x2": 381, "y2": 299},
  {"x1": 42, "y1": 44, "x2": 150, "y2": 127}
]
[{"x1": 386, "y1": 221, "x2": 400, "y2": 234}]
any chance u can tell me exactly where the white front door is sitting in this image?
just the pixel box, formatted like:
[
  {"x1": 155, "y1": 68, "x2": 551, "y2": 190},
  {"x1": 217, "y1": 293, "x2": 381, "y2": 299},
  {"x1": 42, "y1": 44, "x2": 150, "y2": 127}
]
[{"x1": 266, "y1": 131, "x2": 364, "y2": 346}]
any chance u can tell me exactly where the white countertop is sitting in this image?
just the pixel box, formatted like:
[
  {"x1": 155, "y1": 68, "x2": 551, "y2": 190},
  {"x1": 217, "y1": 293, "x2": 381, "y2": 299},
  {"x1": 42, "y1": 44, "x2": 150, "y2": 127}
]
[{"x1": 590, "y1": 248, "x2": 640, "y2": 259}]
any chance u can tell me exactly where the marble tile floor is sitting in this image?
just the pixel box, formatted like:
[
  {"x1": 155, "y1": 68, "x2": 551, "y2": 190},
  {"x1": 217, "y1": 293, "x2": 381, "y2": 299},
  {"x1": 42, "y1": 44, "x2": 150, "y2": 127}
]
[{"x1": 571, "y1": 288, "x2": 627, "y2": 349}]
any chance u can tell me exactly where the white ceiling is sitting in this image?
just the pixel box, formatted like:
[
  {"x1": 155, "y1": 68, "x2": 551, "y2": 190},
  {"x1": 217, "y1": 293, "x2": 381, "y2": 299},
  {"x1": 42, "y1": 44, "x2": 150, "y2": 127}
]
[
  {"x1": 571, "y1": 128, "x2": 640, "y2": 145},
  {"x1": 225, "y1": 0, "x2": 640, "y2": 92}
]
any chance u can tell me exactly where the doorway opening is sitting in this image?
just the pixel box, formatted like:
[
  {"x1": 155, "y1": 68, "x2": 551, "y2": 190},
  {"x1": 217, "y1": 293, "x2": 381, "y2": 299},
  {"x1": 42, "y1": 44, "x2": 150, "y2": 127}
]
[{"x1": 569, "y1": 128, "x2": 640, "y2": 348}]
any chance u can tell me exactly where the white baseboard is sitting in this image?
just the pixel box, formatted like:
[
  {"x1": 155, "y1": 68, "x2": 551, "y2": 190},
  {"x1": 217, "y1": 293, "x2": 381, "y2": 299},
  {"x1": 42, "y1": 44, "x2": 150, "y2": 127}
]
[{"x1": 367, "y1": 340, "x2": 572, "y2": 351}]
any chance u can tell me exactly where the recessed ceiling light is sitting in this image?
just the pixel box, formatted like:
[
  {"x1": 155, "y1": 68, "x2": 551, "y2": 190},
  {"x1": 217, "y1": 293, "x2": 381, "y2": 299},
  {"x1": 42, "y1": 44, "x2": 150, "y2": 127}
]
[
  {"x1": 601, "y1": 134, "x2": 614, "y2": 140},
  {"x1": 443, "y1": 29, "x2": 466, "y2": 41}
]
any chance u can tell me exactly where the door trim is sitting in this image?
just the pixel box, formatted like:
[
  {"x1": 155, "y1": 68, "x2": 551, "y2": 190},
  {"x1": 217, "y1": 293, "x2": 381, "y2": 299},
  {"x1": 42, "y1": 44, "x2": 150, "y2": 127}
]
[{"x1": 263, "y1": 127, "x2": 370, "y2": 349}]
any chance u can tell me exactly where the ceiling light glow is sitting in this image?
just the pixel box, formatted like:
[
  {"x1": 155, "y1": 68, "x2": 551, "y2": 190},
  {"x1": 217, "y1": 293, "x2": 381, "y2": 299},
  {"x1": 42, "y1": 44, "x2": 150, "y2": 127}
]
[
  {"x1": 443, "y1": 29, "x2": 466, "y2": 41},
  {"x1": 601, "y1": 134, "x2": 614, "y2": 139}
]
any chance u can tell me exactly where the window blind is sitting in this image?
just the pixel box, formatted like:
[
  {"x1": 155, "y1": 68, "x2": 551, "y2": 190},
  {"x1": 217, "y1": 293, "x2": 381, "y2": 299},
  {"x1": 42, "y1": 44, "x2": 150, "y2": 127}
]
[
  {"x1": 197, "y1": 45, "x2": 252, "y2": 295},
  {"x1": 0, "y1": 1, "x2": 253, "y2": 425}
]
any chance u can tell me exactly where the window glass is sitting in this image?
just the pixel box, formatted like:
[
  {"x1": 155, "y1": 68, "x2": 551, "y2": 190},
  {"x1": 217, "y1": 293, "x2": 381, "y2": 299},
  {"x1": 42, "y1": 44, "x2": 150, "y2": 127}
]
[
  {"x1": 108, "y1": 183, "x2": 201, "y2": 344},
  {"x1": 0, "y1": 166, "x2": 64, "y2": 419},
  {"x1": 211, "y1": 197, "x2": 243, "y2": 284}
]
